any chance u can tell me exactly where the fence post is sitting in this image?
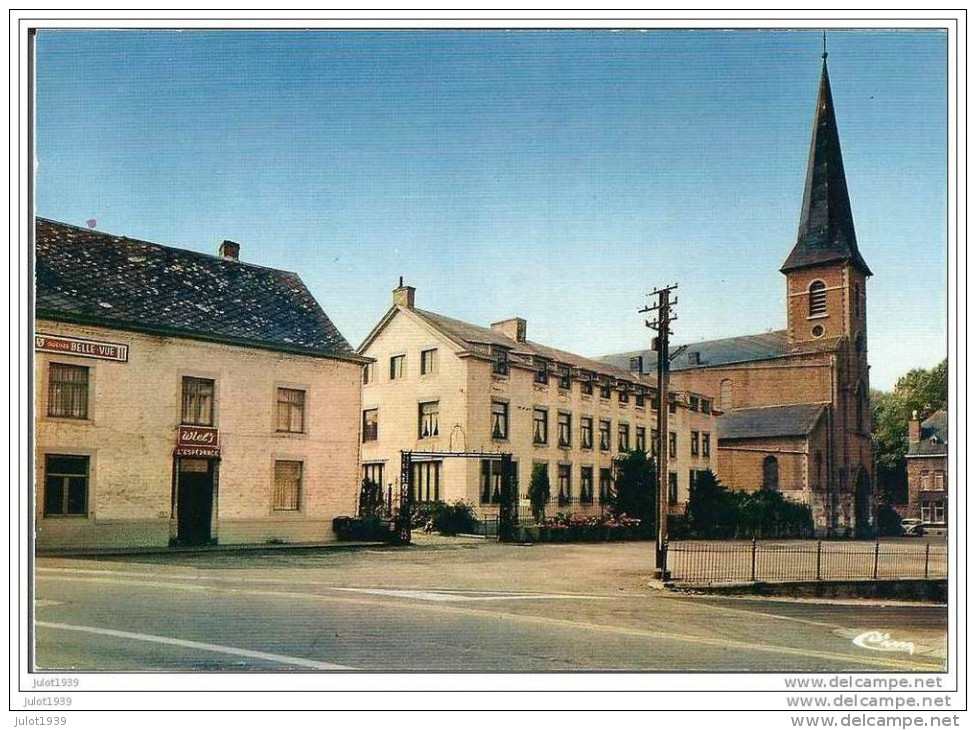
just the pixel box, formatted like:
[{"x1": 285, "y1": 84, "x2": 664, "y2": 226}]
[
  {"x1": 750, "y1": 537, "x2": 758, "y2": 582},
  {"x1": 873, "y1": 541, "x2": 880, "y2": 580},
  {"x1": 924, "y1": 542, "x2": 930, "y2": 579},
  {"x1": 662, "y1": 538, "x2": 669, "y2": 577},
  {"x1": 816, "y1": 540, "x2": 822, "y2": 581}
]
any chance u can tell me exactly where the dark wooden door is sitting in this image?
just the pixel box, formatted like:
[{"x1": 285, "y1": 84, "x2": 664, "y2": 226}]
[{"x1": 177, "y1": 461, "x2": 214, "y2": 545}]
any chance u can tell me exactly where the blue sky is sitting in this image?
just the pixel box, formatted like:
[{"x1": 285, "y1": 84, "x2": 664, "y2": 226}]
[{"x1": 34, "y1": 29, "x2": 948, "y2": 390}]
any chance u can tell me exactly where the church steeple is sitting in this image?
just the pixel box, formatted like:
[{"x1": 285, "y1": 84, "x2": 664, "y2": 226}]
[{"x1": 781, "y1": 55, "x2": 872, "y2": 276}]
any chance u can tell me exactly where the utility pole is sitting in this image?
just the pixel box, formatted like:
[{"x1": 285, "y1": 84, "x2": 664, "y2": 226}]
[{"x1": 640, "y1": 283, "x2": 677, "y2": 579}]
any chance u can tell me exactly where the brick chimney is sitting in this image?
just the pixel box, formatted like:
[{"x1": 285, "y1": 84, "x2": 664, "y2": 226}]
[
  {"x1": 491, "y1": 317, "x2": 526, "y2": 343},
  {"x1": 218, "y1": 240, "x2": 240, "y2": 261},
  {"x1": 393, "y1": 277, "x2": 415, "y2": 309},
  {"x1": 908, "y1": 410, "x2": 921, "y2": 443}
]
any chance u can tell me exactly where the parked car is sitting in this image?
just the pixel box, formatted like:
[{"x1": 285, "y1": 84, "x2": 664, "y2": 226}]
[{"x1": 900, "y1": 518, "x2": 924, "y2": 537}]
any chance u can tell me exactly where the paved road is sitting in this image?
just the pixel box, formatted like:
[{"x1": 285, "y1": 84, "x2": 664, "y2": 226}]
[{"x1": 33, "y1": 538, "x2": 947, "y2": 672}]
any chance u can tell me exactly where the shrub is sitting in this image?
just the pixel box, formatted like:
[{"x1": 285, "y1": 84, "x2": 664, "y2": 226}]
[
  {"x1": 431, "y1": 500, "x2": 478, "y2": 536},
  {"x1": 358, "y1": 478, "x2": 385, "y2": 517},
  {"x1": 528, "y1": 464, "x2": 551, "y2": 523},
  {"x1": 611, "y1": 450, "x2": 657, "y2": 530}
]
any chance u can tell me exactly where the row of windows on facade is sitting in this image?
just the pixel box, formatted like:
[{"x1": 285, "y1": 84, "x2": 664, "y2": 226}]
[
  {"x1": 918, "y1": 470, "x2": 947, "y2": 491},
  {"x1": 47, "y1": 364, "x2": 307, "y2": 433},
  {"x1": 806, "y1": 280, "x2": 861, "y2": 318},
  {"x1": 42, "y1": 454, "x2": 305, "y2": 517},
  {"x1": 362, "y1": 400, "x2": 711, "y2": 457},
  {"x1": 362, "y1": 459, "x2": 708, "y2": 507},
  {"x1": 365, "y1": 349, "x2": 713, "y2": 413}
]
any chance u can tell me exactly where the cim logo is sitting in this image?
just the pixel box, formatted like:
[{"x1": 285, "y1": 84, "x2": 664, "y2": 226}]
[
  {"x1": 177, "y1": 426, "x2": 219, "y2": 448},
  {"x1": 852, "y1": 631, "x2": 915, "y2": 656}
]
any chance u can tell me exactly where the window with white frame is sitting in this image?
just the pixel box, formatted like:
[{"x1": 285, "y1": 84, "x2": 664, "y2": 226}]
[
  {"x1": 181, "y1": 376, "x2": 215, "y2": 426},
  {"x1": 48, "y1": 363, "x2": 89, "y2": 419},
  {"x1": 418, "y1": 401, "x2": 439, "y2": 439},
  {"x1": 44, "y1": 454, "x2": 89, "y2": 517},
  {"x1": 420, "y1": 348, "x2": 438, "y2": 376},
  {"x1": 557, "y1": 412, "x2": 572, "y2": 448},
  {"x1": 276, "y1": 388, "x2": 306, "y2": 433},
  {"x1": 389, "y1": 354, "x2": 405, "y2": 380},
  {"x1": 273, "y1": 460, "x2": 302, "y2": 511},
  {"x1": 491, "y1": 400, "x2": 509, "y2": 440},
  {"x1": 533, "y1": 408, "x2": 548, "y2": 445}
]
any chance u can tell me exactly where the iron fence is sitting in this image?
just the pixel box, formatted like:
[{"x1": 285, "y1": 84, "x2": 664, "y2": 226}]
[{"x1": 666, "y1": 539, "x2": 947, "y2": 583}]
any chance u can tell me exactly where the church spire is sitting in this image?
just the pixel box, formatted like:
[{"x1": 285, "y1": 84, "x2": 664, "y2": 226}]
[{"x1": 781, "y1": 53, "x2": 872, "y2": 276}]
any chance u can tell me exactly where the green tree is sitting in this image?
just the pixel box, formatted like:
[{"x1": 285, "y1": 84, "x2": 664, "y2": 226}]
[
  {"x1": 358, "y1": 478, "x2": 384, "y2": 517},
  {"x1": 527, "y1": 463, "x2": 551, "y2": 523},
  {"x1": 872, "y1": 358, "x2": 947, "y2": 504},
  {"x1": 611, "y1": 450, "x2": 657, "y2": 529},
  {"x1": 685, "y1": 469, "x2": 735, "y2": 537}
]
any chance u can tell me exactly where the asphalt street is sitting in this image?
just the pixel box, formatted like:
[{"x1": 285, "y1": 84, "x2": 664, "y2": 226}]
[{"x1": 33, "y1": 537, "x2": 947, "y2": 673}]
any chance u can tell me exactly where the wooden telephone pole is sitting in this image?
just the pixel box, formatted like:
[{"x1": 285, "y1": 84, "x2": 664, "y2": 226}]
[{"x1": 640, "y1": 283, "x2": 677, "y2": 579}]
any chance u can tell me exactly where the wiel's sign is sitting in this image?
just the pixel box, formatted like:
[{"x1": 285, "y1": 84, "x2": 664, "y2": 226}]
[{"x1": 175, "y1": 425, "x2": 220, "y2": 457}]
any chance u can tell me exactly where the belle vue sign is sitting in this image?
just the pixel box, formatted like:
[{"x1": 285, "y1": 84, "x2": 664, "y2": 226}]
[{"x1": 35, "y1": 333, "x2": 128, "y2": 362}]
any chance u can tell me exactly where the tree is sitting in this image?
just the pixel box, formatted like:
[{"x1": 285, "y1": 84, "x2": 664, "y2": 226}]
[
  {"x1": 685, "y1": 469, "x2": 735, "y2": 536},
  {"x1": 358, "y1": 478, "x2": 384, "y2": 517},
  {"x1": 872, "y1": 358, "x2": 948, "y2": 504},
  {"x1": 611, "y1": 450, "x2": 656, "y2": 529},
  {"x1": 527, "y1": 463, "x2": 551, "y2": 523}
]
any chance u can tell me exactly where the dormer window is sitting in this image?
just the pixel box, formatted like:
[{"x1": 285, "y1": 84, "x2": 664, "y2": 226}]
[
  {"x1": 491, "y1": 346, "x2": 509, "y2": 376},
  {"x1": 808, "y1": 280, "x2": 827, "y2": 317},
  {"x1": 534, "y1": 358, "x2": 549, "y2": 385},
  {"x1": 557, "y1": 365, "x2": 571, "y2": 390}
]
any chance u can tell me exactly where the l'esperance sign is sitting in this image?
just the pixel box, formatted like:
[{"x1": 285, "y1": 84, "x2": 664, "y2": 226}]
[{"x1": 35, "y1": 333, "x2": 129, "y2": 362}]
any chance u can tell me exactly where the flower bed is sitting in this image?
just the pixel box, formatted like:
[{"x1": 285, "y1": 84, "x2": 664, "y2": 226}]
[{"x1": 514, "y1": 513, "x2": 648, "y2": 543}]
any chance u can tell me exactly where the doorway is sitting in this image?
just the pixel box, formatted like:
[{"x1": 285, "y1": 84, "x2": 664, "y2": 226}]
[{"x1": 176, "y1": 457, "x2": 215, "y2": 545}]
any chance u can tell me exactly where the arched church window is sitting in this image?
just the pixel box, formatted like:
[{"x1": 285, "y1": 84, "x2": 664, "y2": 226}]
[
  {"x1": 762, "y1": 456, "x2": 779, "y2": 491},
  {"x1": 720, "y1": 379, "x2": 732, "y2": 411},
  {"x1": 808, "y1": 281, "x2": 827, "y2": 316},
  {"x1": 853, "y1": 282, "x2": 860, "y2": 318},
  {"x1": 814, "y1": 451, "x2": 823, "y2": 487}
]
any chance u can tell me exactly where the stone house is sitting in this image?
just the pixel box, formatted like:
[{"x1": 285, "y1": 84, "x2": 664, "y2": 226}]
[
  {"x1": 357, "y1": 283, "x2": 717, "y2": 518},
  {"x1": 906, "y1": 409, "x2": 948, "y2": 526},
  {"x1": 34, "y1": 218, "x2": 368, "y2": 550}
]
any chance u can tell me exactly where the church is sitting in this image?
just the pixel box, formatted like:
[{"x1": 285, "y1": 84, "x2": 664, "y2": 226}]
[{"x1": 600, "y1": 53, "x2": 874, "y2": 536}]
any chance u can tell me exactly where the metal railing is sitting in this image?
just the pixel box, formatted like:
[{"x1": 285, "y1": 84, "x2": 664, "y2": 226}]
[{"x1": 666, "y1": 539, "x2": 947, "y2": 583}]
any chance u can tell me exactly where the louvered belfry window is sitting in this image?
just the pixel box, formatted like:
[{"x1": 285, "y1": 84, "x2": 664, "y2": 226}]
[
  {"x1": 808, "y1": 281, "x2": 827, "y2": 316},
  {"x1": 48, "y1": 363, "x2": 89, "y2": 419}
]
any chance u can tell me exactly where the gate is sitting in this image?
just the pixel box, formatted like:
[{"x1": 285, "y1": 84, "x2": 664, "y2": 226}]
[{"x1": 399, "y1": 450, "x2": 514, "y2": 543}]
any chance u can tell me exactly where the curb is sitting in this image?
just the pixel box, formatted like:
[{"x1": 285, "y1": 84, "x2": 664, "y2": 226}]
[{"x1": 36, "y1": 540, "x2": 390, "y2": 558}]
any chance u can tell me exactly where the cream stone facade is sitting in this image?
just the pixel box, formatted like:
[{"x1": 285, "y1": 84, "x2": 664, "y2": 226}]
[
  {"x1": 35, "y1": 219, "x2": 367, "y2": 550},
  {"x1": 358, "y1": 285, "x2": 717, "y2": 517}
]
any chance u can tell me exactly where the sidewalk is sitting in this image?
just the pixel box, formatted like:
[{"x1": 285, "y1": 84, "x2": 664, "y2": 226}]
[{"x1": 35, "y1": 539, "x2": 389, "y2": 558}]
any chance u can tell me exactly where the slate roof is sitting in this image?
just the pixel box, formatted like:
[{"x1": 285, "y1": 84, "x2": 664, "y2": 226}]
[
  {"x1": 35, "y1": 218, "x2": 358, "y2": 359},
  {"x1": 908, "y1": 409, "x2": 948, "y2": 457},
  {"x1": 410, "y1": 308, "x2": 650, "y2": 386},
  {"x1": 717, "y1": 403, "x2": 827, "y2": 441},
  {"x1": 781, "y1": 60, "x2": 872, "y2": 276},
  {"x1": 597, "y1": 330, "x2": 791, "y2": 374}
]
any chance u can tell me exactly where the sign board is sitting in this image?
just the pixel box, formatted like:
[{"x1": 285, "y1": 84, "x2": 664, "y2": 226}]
[
  {"x1": 35, "y1": 333, "x2": 128, "y2": 362},
  {"x1": 176, "y1": 425, "x2": 220, "y2": 457}
]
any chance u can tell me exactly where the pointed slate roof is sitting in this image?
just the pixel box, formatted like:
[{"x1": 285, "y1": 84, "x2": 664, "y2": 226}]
[
  {"x1": 781, "y1": 59, "x2": 871, "y2": 276},
  {"x1": 35, "y1": 218, "x2": 363, "y2": 360}
]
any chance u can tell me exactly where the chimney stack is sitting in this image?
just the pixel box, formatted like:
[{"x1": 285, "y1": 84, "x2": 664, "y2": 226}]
[
  {"x1": 218, "y1": 240, "x2": 240, "y2": 261},
  {"x1": 491, "y1": 317, "x2": 527, "y2": 343},
  {"x1": 393, "y1": 277, "x2": 415, "y2": 309},
  {"x1": 908, "y1": 410, "x2": 921, "y2": 443}
]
